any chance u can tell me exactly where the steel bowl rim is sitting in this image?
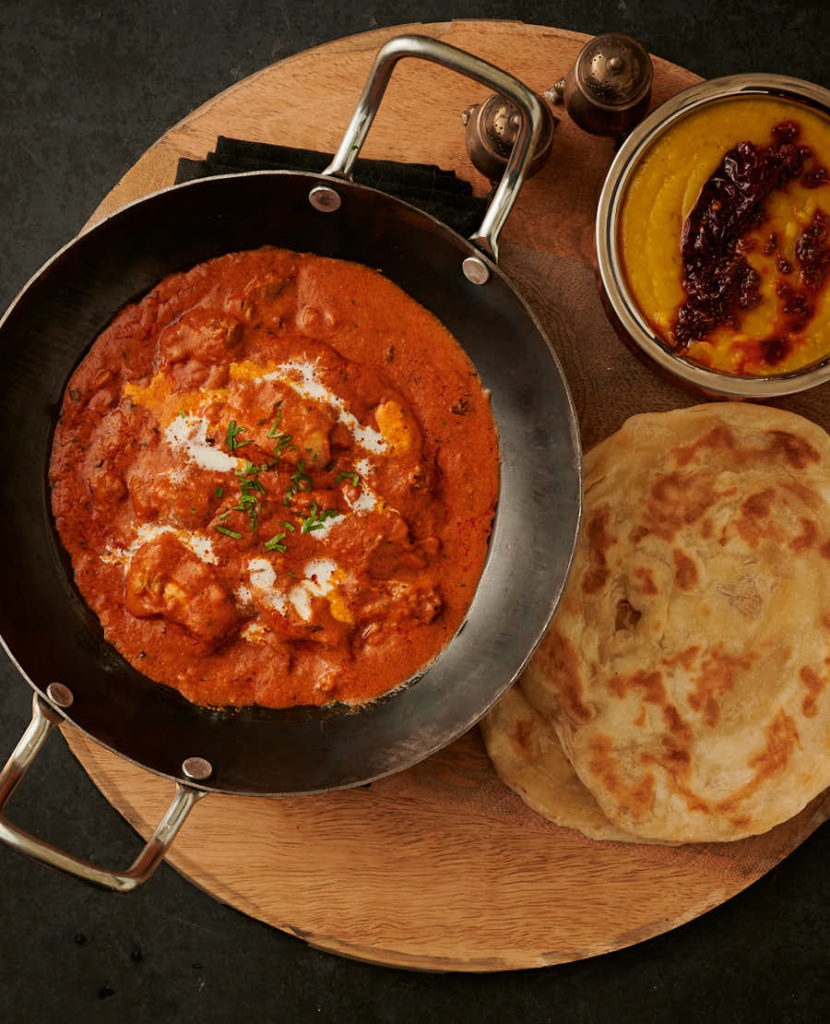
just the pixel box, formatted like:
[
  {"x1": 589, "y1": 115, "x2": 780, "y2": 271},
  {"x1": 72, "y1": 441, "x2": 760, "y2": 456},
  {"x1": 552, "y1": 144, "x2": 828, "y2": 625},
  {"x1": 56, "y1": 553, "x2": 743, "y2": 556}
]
[{"x1": 596, "y1": 72, "x2": 830, "y2": 398}]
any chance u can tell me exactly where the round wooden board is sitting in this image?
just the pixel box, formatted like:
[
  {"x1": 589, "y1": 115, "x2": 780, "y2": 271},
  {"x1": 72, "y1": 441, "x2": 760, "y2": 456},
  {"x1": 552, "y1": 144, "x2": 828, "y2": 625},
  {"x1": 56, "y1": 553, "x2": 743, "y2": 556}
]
[{"x1": 63, "y1": 20, "x2": 830, "y2": 971}]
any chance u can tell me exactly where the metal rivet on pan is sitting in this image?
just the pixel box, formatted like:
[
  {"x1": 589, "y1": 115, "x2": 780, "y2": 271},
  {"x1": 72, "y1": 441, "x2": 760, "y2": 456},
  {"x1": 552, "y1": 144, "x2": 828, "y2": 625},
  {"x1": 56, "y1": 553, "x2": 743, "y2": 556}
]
[
  {"x1": 181, "y1": 757, "x2": 213, "y2": 781},
  {"x1": 46, "y1": 682, "x2": 74, "y2": 708},
  {"x1": 309, "y1": 185, "x2": 342, "y2": 213},
  {"x1": 462, "y1": 256, "x2": 490, "y2": 285}
]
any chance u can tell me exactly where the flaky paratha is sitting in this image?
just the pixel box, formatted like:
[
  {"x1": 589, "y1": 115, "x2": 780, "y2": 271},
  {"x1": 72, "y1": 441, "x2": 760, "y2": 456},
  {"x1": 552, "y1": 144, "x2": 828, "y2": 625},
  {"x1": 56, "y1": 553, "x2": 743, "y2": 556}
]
[
  {"x1": 482, "y1": 682, "x2": 662, "y2": 842},
  {"x1": 527, "y1": 403, "x2": 830, "y2": 843}
]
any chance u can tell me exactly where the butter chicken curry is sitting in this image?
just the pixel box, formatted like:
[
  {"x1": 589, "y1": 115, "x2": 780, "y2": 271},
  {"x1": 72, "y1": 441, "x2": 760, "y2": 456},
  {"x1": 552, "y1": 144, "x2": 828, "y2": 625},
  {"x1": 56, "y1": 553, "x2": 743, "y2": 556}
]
[{"x1": 50, "y1": 247, "x2": 499, "y2": 708}]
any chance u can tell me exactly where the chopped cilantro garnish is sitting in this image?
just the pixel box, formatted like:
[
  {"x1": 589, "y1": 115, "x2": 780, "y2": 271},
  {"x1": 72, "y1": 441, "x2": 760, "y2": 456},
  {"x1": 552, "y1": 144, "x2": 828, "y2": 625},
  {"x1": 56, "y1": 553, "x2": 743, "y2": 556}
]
[
  {"x1": 215, "y1": 486, "x2": 224, "y2": 499},
  {"x1": 230, "y1": 495, "x2": 257, "y2": 512},
  {"x1": 293, "y1": 460, "x2": 312, "y2": 490},
  {"x1": 247, "y1": 476, "x2": 265, "y2": 493},
  {"x1": 264, "y1": 532, "x2": 288, "y2": 552},
  {"x1": 267, "y1": 403, "x2": 284, "y2": 437},
  {"x1": 225, "y1": 419, "x2": 251, "y2": 451},
  {"x1": 335, "y1": 470, "x2": 360, "y2": 487},
  {"x1": 214, "y1": 525, "x2": 242, "y2": 540},
  {"x1": 272, "y1": 431, "x2": 293, "y2": 457},
  {"x1": 283, "y1": 459, "x2": 313, "y2": 506},
  {"x1": 300, "y1": 501, "x2": 341, "y2": 534},
  {"x1": 280, "y1": 520, "x2": 295, "y2": 531},
  {"x1": 231, "y1": 459, "x2": 270, "y2": 531}
]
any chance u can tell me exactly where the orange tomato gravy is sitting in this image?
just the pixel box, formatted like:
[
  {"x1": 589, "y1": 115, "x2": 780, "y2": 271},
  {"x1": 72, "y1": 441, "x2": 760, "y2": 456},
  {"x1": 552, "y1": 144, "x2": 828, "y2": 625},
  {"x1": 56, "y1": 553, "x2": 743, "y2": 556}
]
[{"x1": 50, "y1": 247, "x2": 499, "y2": 708}]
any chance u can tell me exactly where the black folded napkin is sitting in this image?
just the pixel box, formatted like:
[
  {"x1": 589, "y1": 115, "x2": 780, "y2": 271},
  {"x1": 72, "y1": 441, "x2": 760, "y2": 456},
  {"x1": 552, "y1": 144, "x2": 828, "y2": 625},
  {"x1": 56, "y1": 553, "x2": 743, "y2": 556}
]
[{"x1": 175, "y1": 136, "x2": 488, "y2": 237}]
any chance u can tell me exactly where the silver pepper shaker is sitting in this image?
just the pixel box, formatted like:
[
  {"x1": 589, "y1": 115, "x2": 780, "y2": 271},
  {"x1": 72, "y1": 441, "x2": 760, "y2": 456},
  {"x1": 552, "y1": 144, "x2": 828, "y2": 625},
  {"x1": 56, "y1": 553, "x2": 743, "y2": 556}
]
[{"x1": 547, "y1": 33, "x2": 654, "y2": 138}]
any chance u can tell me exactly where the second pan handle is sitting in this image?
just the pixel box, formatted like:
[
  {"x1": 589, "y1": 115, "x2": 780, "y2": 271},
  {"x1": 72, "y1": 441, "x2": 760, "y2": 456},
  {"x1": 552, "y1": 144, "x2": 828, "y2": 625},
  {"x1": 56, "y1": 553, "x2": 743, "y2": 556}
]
[
  {"x1": 0, "y1": 694, "x2": 204, "y2": 892},
  {"x1": 322, "y1": 33, "x2": 544, "y2": 279}
]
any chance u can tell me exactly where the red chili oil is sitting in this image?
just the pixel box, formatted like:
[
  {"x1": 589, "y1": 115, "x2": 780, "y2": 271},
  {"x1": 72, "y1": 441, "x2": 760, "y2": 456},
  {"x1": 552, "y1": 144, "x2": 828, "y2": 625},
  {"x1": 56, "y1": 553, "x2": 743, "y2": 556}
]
[{"x1": 671, "y1": 121, "x2": 830, "y2": 366}]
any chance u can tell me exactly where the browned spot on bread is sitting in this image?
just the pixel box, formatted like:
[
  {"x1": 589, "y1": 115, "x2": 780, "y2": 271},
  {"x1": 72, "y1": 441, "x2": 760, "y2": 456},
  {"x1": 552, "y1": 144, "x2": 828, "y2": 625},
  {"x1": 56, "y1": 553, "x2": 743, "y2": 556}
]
[
  {"x1": 800, "y1": 666, "x2": 826, "y2": 718},
  {"x1": 633, "y1": 708, "x2": 646, "y2": 728},
  {"x1": 783, "y1": 480, "x2": 822, "y2": 509},
  {"x1": 673, "y1": 549, "x2": 699, "y2": 591},
  {"x1": 582, "y1": 507, "x2": 616, "y2": 594},
  {"x1": 633, "y1": 566, "x2": 658, "y2": 595},
  {"x1": 688, "y1": 648, "x2": 754, "y2": 728},
  {"x1": 736, "y1": 488, "x2": 784, "y2": 547},
  {"x1": 661, "y1": 646, "x2": 701, "y2": 671},
  {"x1": 701, "y1": 518, "x2": 713, "y2": 538},
  {"x1": 511, "y1": 717, "x2": 533, "y2": 753},
  {"x1": 742, "y1": 488, "x2": 775, "y2": 520},
  {"x1": 749, "y1": 710, "x2": 800, "y2": 777},
  {"x1": 660, "y1": 743, "x2": 691, "y2": 770},
  {"x1": 544, "y1": 629, "x2": 592, "y2": 723},
  {"x1": 609, "y1": 669, "x2": 665, "y2": 705},
  {"x1": 662, "y1": 703, "x2": 693, "y2": 745},
  {"x1": 766, "y1": 430, "x2": 821, "y2": 470},
  {"x1": 820, "y1": 540, "x2": 830, "y2": 560},
  {"x1": 790, "y1": 518, "x2": 819, "y2": 551},
  {"x1": 646, "y1": 470, "x2": 720, "y2": 541},
  {"x1": 674, "y1": 424, "x2": 737, "y2": 467},
  {"x1": 717, "y1": 710, "x2": 800, "y2": 813},
  {"x1": 615, "y1": 598, "x2": 641, "y2": 631},
  {"x1": 641, "y1": 745, "x2": 705, "y2": 809},
  {"x1": 629, "y1": 525, "x2": 649, "y2": 544},
  {"x1": 821, "y1": 613, "x2": 830, "y2": 631},
  {"x1": 678, "y1": 787, "x2": 711, "y2": 814},
  {"x1": 587, "y1": 734, "x2": 655, "y2": 821},
  {"x1": 611, "y1": 669, "x2": 695, "y2": 769}
]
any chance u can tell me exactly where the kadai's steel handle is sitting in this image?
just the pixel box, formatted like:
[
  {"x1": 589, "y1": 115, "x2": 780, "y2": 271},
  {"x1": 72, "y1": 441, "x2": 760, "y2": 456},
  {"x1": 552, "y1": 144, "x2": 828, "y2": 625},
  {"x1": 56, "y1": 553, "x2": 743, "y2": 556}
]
[
  {"x1": 0, "y1": 693, "x2": 204, "y2": 892},
  {"x1": 318, "y1": 33, "x2": 544, "y2": 283}
]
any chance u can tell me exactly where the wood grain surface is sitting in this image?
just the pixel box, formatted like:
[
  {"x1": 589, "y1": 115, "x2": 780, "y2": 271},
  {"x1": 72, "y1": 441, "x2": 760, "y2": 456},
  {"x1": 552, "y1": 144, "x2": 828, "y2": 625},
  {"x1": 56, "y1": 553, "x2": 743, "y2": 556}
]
[{"x1": 61, "y1": 19, "x2": 830, "y2": 971}]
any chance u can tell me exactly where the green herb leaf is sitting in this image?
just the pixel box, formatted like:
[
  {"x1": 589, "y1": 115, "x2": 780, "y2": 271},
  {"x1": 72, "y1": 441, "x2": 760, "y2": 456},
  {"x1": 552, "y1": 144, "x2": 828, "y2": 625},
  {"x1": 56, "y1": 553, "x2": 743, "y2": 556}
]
[
  {"x1": 214, "y1": 525, "x2": 242, "y2": 540},
  {"x1": 272, "y1": 431, "x2": 293, "y2": 457},
  {"x1": 335, "y1": 470, "x2": 360, "y2": 487},
  {"x1": 300, "y1": 501, "x2": 341, "y2": 534},
  {"x1": 292, "y1": 459, "x2": 313, "y2": 491},
  {"x1": 214, "y1": 486, "x2": 224, "y2": 499},
  {"x1": 225, "y1": 419, "x2": 252, "y2": 451},
  {"x1": 267, "y1": 404, "x2": 284, "y2": 437},
  {"x1": 264, "y1": 532, "x2": 287, "y2": 552}
]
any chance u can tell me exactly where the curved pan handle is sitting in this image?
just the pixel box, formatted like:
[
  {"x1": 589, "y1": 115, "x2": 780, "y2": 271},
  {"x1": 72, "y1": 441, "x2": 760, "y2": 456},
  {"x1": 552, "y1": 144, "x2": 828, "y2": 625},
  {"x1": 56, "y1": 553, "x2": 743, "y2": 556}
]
[
  {"x1": 322, "y1": 33, "x2": 544, "y2": 282},
  {"x1": 0, "y1": 694, "x2": 204, "y2": 892}
]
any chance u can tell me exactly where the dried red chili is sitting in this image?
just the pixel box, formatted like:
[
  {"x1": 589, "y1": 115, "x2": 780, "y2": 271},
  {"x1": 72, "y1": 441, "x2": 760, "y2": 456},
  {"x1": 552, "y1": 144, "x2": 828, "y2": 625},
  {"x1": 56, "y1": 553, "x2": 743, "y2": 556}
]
[
  {"x1": 673, "y1": 122, "x2": 810, "y2": 349},
  {"x1": 795, "y1": 208, "x2": 830, "y2": 292}
]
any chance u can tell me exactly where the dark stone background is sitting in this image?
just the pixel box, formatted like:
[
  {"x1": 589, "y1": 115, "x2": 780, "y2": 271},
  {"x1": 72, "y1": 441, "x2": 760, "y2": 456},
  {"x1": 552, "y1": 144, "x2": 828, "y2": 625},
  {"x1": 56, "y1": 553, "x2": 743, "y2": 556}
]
[{"x1": 2, "y1": 2, "x2": 830, "y2": 1021}]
